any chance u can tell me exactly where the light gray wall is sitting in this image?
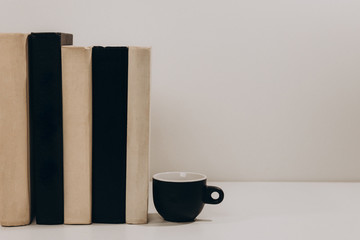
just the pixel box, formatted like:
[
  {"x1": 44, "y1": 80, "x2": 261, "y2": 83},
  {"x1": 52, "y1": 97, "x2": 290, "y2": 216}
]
[{"x1": 2, "y1": 0, "x2": 360, "y2": 181}]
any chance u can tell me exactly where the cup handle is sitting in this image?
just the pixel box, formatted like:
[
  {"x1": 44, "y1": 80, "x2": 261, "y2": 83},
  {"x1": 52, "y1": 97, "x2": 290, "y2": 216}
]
[{"x1": 203, "y1": 186, "x2": 224, "y2": 204}]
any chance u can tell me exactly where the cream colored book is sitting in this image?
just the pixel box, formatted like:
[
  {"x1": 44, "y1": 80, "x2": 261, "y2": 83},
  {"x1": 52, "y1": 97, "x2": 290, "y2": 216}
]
[
  {"x1": 126, "y1": 47, "x2": 151, "y2": 224},
  {"x1": 0, "y1": 33, "x2": 31, "y2": 226},
  {"x1": 62, "y1": 46, "x2": 92, "y2": 224}
]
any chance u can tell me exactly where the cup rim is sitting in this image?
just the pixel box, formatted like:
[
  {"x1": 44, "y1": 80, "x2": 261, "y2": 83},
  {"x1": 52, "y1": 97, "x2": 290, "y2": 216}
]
[{"x1": 153, "y1": 171, "x2": 207, "y2": 183}]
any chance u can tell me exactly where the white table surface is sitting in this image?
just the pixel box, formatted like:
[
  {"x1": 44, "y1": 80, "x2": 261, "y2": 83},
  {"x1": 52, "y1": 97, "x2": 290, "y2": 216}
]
[{"x1": 1, "y1": 182, "x2": 360, "y2": 240}]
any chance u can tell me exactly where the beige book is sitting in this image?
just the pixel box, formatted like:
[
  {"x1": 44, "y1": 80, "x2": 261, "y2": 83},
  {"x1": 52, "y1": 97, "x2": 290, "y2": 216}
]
[
  {"x1": 126, "y1": 47, "x2": 151, "y2": 224},
  {"x1": 62, "y1": 46, "x2": 92, "y2": 224},
  {"x1": 0, "y1": 33, "x2": 31, "y2": 226}
]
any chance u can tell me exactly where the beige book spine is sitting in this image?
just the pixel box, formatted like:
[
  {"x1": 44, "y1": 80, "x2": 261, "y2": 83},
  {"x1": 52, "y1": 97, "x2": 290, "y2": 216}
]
[
  {"x1": 0, "y1": 33, "x2": 31, "y2": 226},
  {"x1": 126, "y1": 47, "x2": 151, "y2": 224},
  {"x1": 62, "y1": 46, "x2": 92, "y2": 224}
]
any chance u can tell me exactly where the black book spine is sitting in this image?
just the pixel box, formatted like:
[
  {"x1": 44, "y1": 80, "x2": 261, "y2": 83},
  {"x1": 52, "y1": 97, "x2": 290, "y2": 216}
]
[
  {"x1": 92, "y1": 47, "x2": 128, "y2": 223},
  {"x1": 29, "y1": 33, "x2": 73, "y2": 224}
]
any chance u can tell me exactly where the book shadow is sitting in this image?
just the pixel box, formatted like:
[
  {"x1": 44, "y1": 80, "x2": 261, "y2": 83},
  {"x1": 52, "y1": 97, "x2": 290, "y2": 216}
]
[{"x1": 146, "y1": 213, "x2": 212, "y2": 227}]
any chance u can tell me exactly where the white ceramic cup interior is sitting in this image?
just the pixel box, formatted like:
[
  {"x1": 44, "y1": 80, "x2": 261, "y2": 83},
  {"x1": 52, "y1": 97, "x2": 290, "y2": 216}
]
[{"x1": 153, "y1": 172, "x2": 207, "y2": 183}]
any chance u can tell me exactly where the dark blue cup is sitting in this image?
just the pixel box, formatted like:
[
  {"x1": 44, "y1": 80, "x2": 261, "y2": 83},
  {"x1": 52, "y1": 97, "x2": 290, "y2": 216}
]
[{"x1": 153, "y1": 172, "x2": 224, "y2": 222}]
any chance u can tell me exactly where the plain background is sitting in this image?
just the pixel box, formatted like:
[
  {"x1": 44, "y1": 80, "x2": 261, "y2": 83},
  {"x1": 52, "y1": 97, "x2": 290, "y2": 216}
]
[{"x1": 1, "y1": 0, "x2": 360, "y2": 181}]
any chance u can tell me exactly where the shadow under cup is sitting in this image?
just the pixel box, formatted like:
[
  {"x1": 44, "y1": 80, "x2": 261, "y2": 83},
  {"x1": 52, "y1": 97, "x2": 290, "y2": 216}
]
[{"x1": 153, "y1": 172, "x2": 224, "y2": 222}]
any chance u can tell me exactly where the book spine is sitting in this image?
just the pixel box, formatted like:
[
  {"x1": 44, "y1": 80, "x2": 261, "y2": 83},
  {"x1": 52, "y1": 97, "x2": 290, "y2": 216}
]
[
  {"x1": 62, "y1": 46, "x2": 92, "y2": 224},
  {"x1": 0, "y1": 33, "x2": 31, "y2": 226},
  {"x1": 28, "y1": 33, "x2": 73, "y2": 224},
  {"x1": 126, "y1": 47, "x2": 151, "y2": 224},
  {"x1": 92, "y1": 47, "x2": 128, "y2": 223}
]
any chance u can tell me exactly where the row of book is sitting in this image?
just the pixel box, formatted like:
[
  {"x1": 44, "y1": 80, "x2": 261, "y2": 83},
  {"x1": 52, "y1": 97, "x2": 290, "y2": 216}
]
[{"x1": 0, "y1": 33, "x2": 150, "y2": 226}]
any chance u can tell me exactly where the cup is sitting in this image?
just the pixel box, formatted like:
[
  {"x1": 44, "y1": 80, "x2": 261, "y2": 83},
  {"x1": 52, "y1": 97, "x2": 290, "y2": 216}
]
[{"x1": 152, "y1": 172, "x2": 224, "y2": 222}]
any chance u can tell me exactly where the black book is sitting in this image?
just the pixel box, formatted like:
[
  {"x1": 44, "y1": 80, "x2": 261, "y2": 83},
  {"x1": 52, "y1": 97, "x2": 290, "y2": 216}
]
[
  {"x1": 92, "y1": 47, "x2": 128, "y2": 223},
  {"x1": 28, "y1": 32, "x2": 73, "y2": 224}
]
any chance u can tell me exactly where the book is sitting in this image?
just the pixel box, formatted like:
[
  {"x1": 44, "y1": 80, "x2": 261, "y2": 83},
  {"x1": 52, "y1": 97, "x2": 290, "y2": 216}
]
[
  {"x1": 92, "y1": 47, "x2": 128, "y2": 223},
  {"x1": 0, "y1": 33, "x2": 31, "y2": 227},
  {"x1": 91, "y1": 46, "x2": 151, "y2": 224},
  {"x1": 62, "y1": 46, "x2": 92, "y2": 224},
  {"x1": 126, "y1": 47, "x2": 151, "y2": 224},
  {"x1": 28, "y1": 32, "x2": 73, "y2": 224}
]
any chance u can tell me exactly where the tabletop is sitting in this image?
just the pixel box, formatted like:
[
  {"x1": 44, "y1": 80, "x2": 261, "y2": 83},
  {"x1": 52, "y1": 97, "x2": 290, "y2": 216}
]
[{"x1": 1, "y1": 182, "x2": 360, "y2": 240}]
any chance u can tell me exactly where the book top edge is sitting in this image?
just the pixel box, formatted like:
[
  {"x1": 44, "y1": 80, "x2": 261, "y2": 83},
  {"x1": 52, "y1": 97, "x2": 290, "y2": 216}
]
[
  {"x1": 92, "y1": 46, "x2": 151, "y2": 50},
  {"x1": 30, "y1": 32, "x2": 72, "y2": 36},
  {"x1": 129, "y1": 46, "x2": 151, "y2": 50},
  {"x1": 62, "y1": 46, "x2": 92, "y2": 50},
  {"x1": 0, "y1": 33, "x2": 29, "y2": 36}
]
